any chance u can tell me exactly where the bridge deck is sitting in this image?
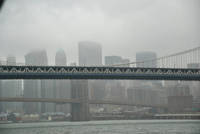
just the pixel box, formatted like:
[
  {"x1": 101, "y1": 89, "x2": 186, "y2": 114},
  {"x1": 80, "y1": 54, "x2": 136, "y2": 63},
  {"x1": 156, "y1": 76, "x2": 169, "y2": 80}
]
[
  {"x1": 0, "y1": 66, "x2": 199, "y2": 80},
  {"x1": 0, "y1": 97, "x2": 166, "y2": 108}
]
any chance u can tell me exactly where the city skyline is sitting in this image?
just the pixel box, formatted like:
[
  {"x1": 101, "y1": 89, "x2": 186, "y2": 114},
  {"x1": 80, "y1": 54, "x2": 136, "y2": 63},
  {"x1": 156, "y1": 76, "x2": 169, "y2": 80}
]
[{"x1": 0, "y1": 0, "x2": 200, "y2": 132}]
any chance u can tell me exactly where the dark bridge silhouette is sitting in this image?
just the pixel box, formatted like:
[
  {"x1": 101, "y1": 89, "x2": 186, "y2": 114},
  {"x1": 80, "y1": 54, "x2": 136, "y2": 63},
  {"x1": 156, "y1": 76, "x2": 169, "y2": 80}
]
[{"x1": 0, "y1": 66, "x2": 199, "y2": 80}]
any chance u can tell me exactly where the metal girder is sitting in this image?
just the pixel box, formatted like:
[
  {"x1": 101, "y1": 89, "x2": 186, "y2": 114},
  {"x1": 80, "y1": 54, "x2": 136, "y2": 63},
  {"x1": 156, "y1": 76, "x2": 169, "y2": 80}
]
[
  {"x1": 0, "y1": 97, "x2": 167, "y2": 108},
  {"x1": 0, "y1": 65, "x2": 199, "y2": 81}
]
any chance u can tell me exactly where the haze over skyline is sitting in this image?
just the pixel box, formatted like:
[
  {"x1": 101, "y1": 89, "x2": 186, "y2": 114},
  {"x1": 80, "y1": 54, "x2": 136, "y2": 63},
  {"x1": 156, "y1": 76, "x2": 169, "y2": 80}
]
[{"x1": 0, "y1": 0, "x2": 199, "y2": 64}]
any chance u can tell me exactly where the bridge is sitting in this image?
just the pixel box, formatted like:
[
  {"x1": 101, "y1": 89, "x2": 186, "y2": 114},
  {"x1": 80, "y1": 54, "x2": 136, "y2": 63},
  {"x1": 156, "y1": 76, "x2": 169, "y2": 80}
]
[
  {"x1": 0, "y1": 46, "x2": 199, "y2": 121},
  {"x1": 0, "y1": 97, "x2": 166, "y2": 108},
  {"x1": 0, "y1": 66, "x2": 199, "y2": 80}
]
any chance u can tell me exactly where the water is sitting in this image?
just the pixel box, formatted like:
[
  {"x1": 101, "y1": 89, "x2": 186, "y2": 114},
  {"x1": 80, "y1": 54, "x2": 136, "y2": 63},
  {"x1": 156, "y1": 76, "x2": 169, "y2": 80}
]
[{"x1": 0, "y1": 120, "x2": 200, "y2": 134}]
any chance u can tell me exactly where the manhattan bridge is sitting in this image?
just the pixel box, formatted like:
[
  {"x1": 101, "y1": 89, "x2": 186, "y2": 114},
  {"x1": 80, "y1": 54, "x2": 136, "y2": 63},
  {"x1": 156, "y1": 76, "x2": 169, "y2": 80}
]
[{"x1": 0, "y1": 46, "x2": 199, "y2": 121}]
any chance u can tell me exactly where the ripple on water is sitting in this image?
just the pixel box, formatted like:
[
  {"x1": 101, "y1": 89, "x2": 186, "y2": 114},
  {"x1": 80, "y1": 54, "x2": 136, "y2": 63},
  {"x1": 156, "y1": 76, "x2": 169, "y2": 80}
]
[{"x1": 0, "y1": 120, "x2": 200, "y2": 134}]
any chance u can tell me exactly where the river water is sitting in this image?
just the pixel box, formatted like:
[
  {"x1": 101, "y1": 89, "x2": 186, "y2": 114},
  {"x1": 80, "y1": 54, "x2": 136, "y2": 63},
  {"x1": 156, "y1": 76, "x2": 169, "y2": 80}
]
[{"x1": 0, "y1": 120, "x2": 200, "y2": 134}]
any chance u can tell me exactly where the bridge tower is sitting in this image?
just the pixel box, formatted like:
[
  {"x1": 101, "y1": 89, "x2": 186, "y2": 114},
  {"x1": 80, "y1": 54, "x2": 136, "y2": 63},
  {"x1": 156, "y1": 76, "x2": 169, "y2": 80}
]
[{"x1": 71, "y1": 80, "x2": 90, "y2": 121}]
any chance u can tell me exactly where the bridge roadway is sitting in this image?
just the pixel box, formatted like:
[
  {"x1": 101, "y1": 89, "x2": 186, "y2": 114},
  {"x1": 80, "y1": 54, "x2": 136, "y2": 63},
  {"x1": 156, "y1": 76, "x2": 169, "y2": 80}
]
[
  {"x1": 0, "y1": 65, "x2": 199, "y2": 80},
  {"x1": 0, "y1": 97, "x2": 167, "y2": 108}
]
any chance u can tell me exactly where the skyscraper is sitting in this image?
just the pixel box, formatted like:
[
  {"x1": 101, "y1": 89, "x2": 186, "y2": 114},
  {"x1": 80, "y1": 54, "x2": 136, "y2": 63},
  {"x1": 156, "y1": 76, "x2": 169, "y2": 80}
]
[
  {"x1": 136, "y1": 52, "x2": 157, "y2": 68},
  {"x1": 71, "y1": 41, "x2": 102, "y2": 121},
  {"x1": 55, "y1": 49, "x2": 71, "y2": 114},
  {"x1": 2, "y1": 80, "x2": 22, "y2": 112},
  {"x1": 78, "y1": 41, "x2": 102, "y2": 66},
  {"x1": 6, "y1": 56, "x2": 16, "y2": 65},
  {"x1": 187, "y1": 63, "x2": 200, "y2": 100},
  {"x1": 104, "y1": 56, "x2": 128, "y2": 101},
  {"x1": 1, "y1": 56, "x2": 22, "y2": 113},
  {"x1": 23, "y1": 50, "x2": 48, "y2": 114},
  {"x1": 0, "y1": 60, "x2": 2, "y2": 112},
  {"x1": 78, "y1": 41, "x2": 103, "y2": 100},
  {"x1": 105, "y1": 56, "x2": 123, "y2": 66},
  {"x1": 131, "y1": 52, "x2": 162, "y2": 106},
  {"x1": 55, "y1": 49, "x2": 67, "y2": 66}
]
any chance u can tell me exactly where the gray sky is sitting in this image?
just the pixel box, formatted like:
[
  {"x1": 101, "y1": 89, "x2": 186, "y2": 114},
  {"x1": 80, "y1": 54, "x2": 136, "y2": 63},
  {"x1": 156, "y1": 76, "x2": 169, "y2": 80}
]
[{"x1": 0, "y1": 0, "x2": 199, "y2": 65}]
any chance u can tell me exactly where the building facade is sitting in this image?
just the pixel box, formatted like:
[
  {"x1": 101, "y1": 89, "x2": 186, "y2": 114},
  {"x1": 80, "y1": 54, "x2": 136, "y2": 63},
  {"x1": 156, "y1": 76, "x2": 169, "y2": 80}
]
[
  {"x1": 23, "y1": 50, "x2": 49, "y2": 114},
  {"x1": 55, "y1": 49, "x2": 71, "y2": 114},
  {"x1": 1, "y1": 56, "x2": 23, "y2": 113},
  {"x1": 78, "y1": 41, "x2": 102, "y2": 66},
  {"x1": 71, "y1": 41, "x2": 103, "y2": 120},
  {"x1": 136, "y1": 52, "x2": 157, "y2": 68},
  {"x1": 104, "y1": 56, "x2": 130, "y2": 101},
  {"x1": 78, "y1": 41, "x2": 104, "y2": 100}
]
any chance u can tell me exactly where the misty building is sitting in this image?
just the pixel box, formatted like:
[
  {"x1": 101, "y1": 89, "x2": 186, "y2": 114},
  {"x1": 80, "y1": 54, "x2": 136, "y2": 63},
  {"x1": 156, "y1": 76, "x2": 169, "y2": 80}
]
[
  {"x1": 135, "y1": 51, "x2": 161, "y2": 86},
  {"x1": 77, "y1": 41, "x2": 104, "y2": 100},
  {"x1": 6, "y1": 56, "x2": 16, "y2": 65},
  {"x1": 127, "y1": 86, "x2": 160, "y2": 106},
  {"x1": 78, "y1": 41, "x2": 102, "y2": 66},
  {"x1": 90, "y1": 81, "x2": 105, "y2": 100},
  {"x1": 105, "y1": 56, "x2": 130, "y2": 67},
  {"x1": 23, "y1": 50, "x2": 49, "y2": 114},
  {"x1": 136, "y1": 52, "x2": 157, "y2": 68},
  {"x1": 187, "y1": 63, "x2": 200, "y2": 99},
  {"x1": 166, "y1": 83, "x2": 193, "y2": 113},
  {"x1": 0, "y1": 80, "x2": 2, "y2": 113},
  {"x1": 55, "y1": 49, "x2": 71, "y2": 114},
  {"x1": 1, "y1": 81, "x2": 22, "y2": 113},
  {"x1": 166, "y1": 84, "x2": 191, "y2": 97},
  {"x1": 105, "y1": 56, "x2": 123, "y2": 66},
  {"x1": 104, "y1": 56, "x2": 129, "y2": 101},
  {"x1": 0, "y1": 60, "x2": 2, "y2": 112},
  {"x1": 0, "y1": 61, "x2": 2, "y2": 112},
  {"x1": 1, "y1": 56, "x2": 23, "y2": 113}
]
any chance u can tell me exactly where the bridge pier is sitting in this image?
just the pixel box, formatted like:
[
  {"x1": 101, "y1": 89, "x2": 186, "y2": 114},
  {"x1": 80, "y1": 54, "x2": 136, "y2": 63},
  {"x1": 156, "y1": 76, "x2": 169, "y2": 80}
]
[{"x1": 71, "y1": 80, "x2": 90, "y2": 121}]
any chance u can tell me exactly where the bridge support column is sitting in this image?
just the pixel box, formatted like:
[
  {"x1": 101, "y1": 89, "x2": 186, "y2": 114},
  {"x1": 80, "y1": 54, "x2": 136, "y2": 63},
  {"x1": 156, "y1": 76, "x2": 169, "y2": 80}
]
[{"x1": 71, "y1": 80, "x2": 90, "y2": 121}]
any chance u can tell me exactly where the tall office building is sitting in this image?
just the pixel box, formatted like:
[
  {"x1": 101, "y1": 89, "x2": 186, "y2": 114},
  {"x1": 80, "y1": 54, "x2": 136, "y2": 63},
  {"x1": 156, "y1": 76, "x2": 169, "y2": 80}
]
[
  {"x1": 104, "y1": 56, "x2": 129, "y2": 101},
  {"x1": 135, "y1": 51, "x2": 160, "y2": 86},
  {"x1": 71, "y1": 41, "x2": 103, "y2": 120},
  {"x1": 44, "y1": 80, "x2": 55, "y2": 113},
  {"x1": 6, "y1": 56, "x2": 16, "y2": 65},
  {"x1": 127, "y1": 86, "x2": 160, "y2": 106},
  {"x1": 78, "y1": 41, "x2": 104, "y2": 100},
  {"x1": 90, "y1": 81, "x2": 105, "y2": 100},
  {"x1": 78, "y1": 41, "x2": 102, "y2": 66},
  {"x1": 23, "y1": 50, "x2": 49, "y2": 114},
  {"x1": 1, "y1": 56, "x2": 22, "y2": 113},
  {"x1": 134, "y1": 52, "x2": 163, "y2": 106},
  {"x1": 136, "y1": 52, "x2": 157, "y2": 68},
  {"x1": 105, "y1": 56, "x2": 130, "y2": 67},
  {"x1": 1, "y1": 80, "x2": 22, "y2": 112},
  {"x1": 187, "y1": 63, "x2": 200, "y2": 99},
  {"x1": 55, "y1": 49, "x2": 71, "y2": 114},
  {"x1": 0, "y1": 60, "x2": 2, "y2": 112},
  {"x1": 105, "y1": 56, "x2": 123, "y2": 66},
  {"x1": 0, "y1": 81, "x2": 2, "y2": 113}
]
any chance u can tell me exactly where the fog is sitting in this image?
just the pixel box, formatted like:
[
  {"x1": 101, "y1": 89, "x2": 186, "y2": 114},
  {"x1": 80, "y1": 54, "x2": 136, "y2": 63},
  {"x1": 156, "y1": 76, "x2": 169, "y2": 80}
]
[{"x1": 0, "y1": 0, "x2": 199, "y2": 64}]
